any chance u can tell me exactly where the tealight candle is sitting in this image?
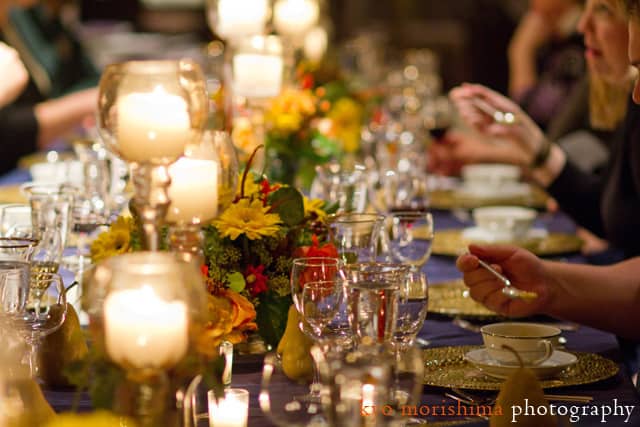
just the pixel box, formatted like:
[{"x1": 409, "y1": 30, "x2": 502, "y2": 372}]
[
  {"x1": 233, "y1": 53, "x2": 283, "y2": 98},
  {"x1": 104, "y1": 285, "x2": 188, "y2": 369},
  {"x1": 117, "y1": 86, "x2": 190, "y2": 162},
  {"x1": 208, "y1": 388, "x2": 249, "y2": 427},
  {"x1": 273, "y1": 0, "x2": 319, "y2": 37},
  {"x1": 361, "y1": 383, "x2": 375, "y2": 414},
  {"x1": 213, "y1": 0, "x2": 270, "y2": 41},
  {"x1": 167, "y1": 157, "x2": 218, "y2": 223}
]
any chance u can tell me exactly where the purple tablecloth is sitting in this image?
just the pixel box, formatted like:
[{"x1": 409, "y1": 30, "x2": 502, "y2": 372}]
[{"x1": 2, "y1": 161, "x2": 631, "y2": 427}]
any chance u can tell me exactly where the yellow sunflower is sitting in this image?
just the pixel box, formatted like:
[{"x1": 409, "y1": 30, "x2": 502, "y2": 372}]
[
  {"x1": 303, "y1": 196, "x2": 327, "y2": 222},
  {"x1": 90, "y1": 216, "x2": 133, "y2": 264},
  {"x1": 214, "y1": 198, "x2": 281, "y2": 240}
]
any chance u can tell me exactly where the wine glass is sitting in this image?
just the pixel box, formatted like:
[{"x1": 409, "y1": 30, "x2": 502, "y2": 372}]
[
  {"x1": 386, "y1": 344, "x2": 426, "y2": 425},
  {"x1": 301, "y1": 280, "x2": 343, "y2": 341},
  {"x1": 393, "y1": 270, "x2": 429, "y2": 350},
  {"x1": 422, "y1": 95, "x2": 454, "y2": 141},
  {"x1": 290, "y1": 257, "x2": 343, "y2": 313},
  {"x1": 0, "y1": 204, "x2": 31, "y2": 238},
  {"x1": 260, "y1": 347, "x2": 329, "y2": 427},
  {"x1": 327, "y1": 213, "x2": 384, "y2": 264},
  {"x1": 388, "y1": 210, "x2": 434, "y2": 271},
  {"x1": 20, "y1": 272, "x2": 67, "y2": 378}
]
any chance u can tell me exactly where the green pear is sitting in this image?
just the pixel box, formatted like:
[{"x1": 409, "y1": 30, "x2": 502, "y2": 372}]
[
  {"x1": 277, "y1": 305, "x2": 314, "y2": 382},
  {"x1": 39, "y1": 303, "x2": 89, "y2": 388}
]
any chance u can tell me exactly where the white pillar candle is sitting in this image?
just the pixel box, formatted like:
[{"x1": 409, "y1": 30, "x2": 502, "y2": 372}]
[
  {"x1": 274, "y1": 0, "x2": 319, "y2": 37},
  {"x1": 208, "y1": 389, "x2": 249, "y2": 427},
  {"x1": 213, "y1": 0, "x2": 270, "y2": 41},
  {"x1": 104, "y1": 285, "x2": 188, "y2": 369},
  {"x1": 304, "y1": 26, "x2": 328, "y2": 62},
  {"x1": 233, "y1": 54, "x2": 283, "y2": 98},
  {"x1": 361, "y1": 383, "x2": 375, "y2": 413},
  {"x1": 167, "y1": 157, "x2": 218, "y2": 223},
  {"x1": 117, "y1": 87, "x2": 190, "y2": 163}
]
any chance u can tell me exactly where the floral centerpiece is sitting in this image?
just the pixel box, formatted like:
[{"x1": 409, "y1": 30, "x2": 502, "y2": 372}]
[
  {"x1": 231, "y1": 60, "x2": 369, "y2": 189},
  {"x1": 90, "y1": 162, "x2": 337, "y2": 350}
]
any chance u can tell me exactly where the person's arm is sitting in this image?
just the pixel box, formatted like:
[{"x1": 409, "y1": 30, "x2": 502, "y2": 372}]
[
  {"x1": 33, "y1": 87, "x2": 97, "y2": 149},
  {"x1": 0, "y1": 105, "x2": 39, "y2": 173},
  {"x1": 457, "y1": 244, "x2": 640, "y2": 340},
  {"x1": 0, "y1": 42, "x2": 28, "y2": 108}
]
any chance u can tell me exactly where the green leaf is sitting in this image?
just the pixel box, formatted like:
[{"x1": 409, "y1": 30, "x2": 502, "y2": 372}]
[
  {"x1": 268, "y1": 187, "x2": 305, "y2": 226},
  {"x1": 226, "y1": 271, "x2": 246, "y2": 292},
  {"x1": 256, "y1": 292, "x2": 293, "y2": 348}
]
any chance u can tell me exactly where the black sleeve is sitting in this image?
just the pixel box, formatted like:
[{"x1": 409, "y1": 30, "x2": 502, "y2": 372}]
[
  {"x1": 547, "y1": 159, "x2": 606, "y2": 237},
  {"x1": 0, "y1": 105, "x2": 39, "y2": 175}
]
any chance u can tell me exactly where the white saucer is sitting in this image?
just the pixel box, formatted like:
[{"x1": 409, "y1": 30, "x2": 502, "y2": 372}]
[
  {"x1": 465, "y1": 348, "x2": 578, "y2": 379},
  {"x1": 456, "y1": 183, "x2": 531, "y2": 200},
  {"x1": 462, "y1": 227, "x2": 548, "y2": 244}
]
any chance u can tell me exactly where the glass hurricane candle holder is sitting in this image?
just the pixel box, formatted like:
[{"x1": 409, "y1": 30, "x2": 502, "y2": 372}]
[
  {"x1": 206, "y1": 0, "x2": 271, "y2": 44},
  {"x1": 97, "y1": 60, "x2": 207, "y2": 251},
  {"x1": 85, "y1": 252, "x2": 208, "y2": 427},
  {"x1": 167, "y1": 130, "x2": 238, "y2": 262}
]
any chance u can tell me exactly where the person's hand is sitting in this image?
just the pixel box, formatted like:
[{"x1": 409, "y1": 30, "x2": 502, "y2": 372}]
[
  {"x1": 427, "y1": 130, "x2": 531, "y2": 175},
  {"x1": 0, "y1": 42, "x2": 28, "y2": 108},
  {"x1": 456, "y1": 244, "x2": 554, "y2": 317},
  {"x1": 449, "y1": 83, "x2": 547, "y2": 163}
]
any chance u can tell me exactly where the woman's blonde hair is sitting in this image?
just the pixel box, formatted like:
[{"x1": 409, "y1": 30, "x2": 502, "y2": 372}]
[{"x1": 589, "y1": 0, "x2": 633, "y2": 130}]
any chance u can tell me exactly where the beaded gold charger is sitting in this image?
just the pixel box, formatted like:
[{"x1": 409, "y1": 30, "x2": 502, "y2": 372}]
[
  {"x1": 0, "y1": 186, "x2": 25, "y2": 204},
  {"x1": 429, "y1": 186, "x2": 548, "y2": 210},
  {"x1": 429, "y1": 280, "x2": 498, "y2": 319},
  {"x1": 423, "y1": 346, "x2": 619, "y2": 391},
  {"x1": 431, "y1": 229, "x2": 583, "y2": 257}
]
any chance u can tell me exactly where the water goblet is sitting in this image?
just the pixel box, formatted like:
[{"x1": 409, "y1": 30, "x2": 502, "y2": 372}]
[
  {"x1": 0, "y1": 204, "x2": 31, "y2": 238},
  {"x1": 310, "y1": 161, "x2": 369, "y2": 214},
  {"x1": 388, "y1": 210, "x2": 434, "y2": 270},
  {"x1": 393, "y1": 270, "x2": 429, "y2": 350},
  {"x1": 328, "y1": 213, "x2": 384, "y2": 264}
]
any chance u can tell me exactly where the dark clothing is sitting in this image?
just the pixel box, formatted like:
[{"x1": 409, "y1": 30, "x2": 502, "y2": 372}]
[
  {"x1": 0, "y1": 106, "x2": 38, "y2": 173},
  {"x1": 516, "y1": 32, "x2": 586, "y2": 131},
  {"x1": 548, "y1": 98, "x2": 640, "y2": 257}
]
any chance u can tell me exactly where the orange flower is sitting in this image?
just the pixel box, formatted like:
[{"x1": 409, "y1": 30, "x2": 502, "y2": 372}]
[{"x1": 224, "y1": 289, "x2": 258, "y2": 344}]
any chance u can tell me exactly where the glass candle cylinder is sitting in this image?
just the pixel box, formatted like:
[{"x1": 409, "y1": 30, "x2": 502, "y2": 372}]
[{"x1": 232, "y1": 35, "x2": 284, "y2": 99}]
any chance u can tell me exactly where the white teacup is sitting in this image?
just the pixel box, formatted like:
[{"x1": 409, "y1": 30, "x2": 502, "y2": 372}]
[
  {"x1": 481, "y1": 322, "x2": 561, "y2": 366},
  {"x1": 473, "y1": 206, "x2": 537, "y2": 241},
  {"x1": 461, "y1": 164, "x2": 520, "y2": 188}
]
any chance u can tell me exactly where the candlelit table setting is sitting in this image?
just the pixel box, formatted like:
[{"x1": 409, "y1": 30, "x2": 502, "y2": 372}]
[{"x1": 0, "y1": 1, "x2": 637, "y2": 425}]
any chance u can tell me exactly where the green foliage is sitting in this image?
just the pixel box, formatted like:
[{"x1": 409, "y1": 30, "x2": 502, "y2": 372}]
[
  {"x1": 256, "y1": 291, "x2": 293, "y2": 348},
  {"x1": 268, "y1": 187, "x2": 305, "y2": 227}
]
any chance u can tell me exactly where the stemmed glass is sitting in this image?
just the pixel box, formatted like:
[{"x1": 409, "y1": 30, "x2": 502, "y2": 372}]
[
  {"x1": 20, "y1": 272, "x2": 67, "y2": 378},
  {"x1": 301, "y1": 280, "x2": 343, "y2": 342},
  {"x1": 388, "y1": 210, "x2": 434, "y2": 271}
]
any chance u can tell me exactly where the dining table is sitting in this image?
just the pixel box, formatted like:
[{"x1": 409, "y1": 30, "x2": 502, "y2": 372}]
[{"x1": 2, "y1": 167, "x2": 639, "y2": 427}]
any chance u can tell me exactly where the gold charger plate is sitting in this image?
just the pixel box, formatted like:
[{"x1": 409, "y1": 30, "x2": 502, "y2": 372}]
[
  {"x1": 431, "y1": 229, "x2": 582, "y2": 257},
  {"x1": 429, "y1": 280, "x2": 499, "y2": 319},
  {"x1": 429, "y1": 187, "x2": 548, "y2": 210},
  {"x1": 0, "y1": 185, "x2": 26, "y2": 204},
  {"x1": 423, "y1": 345, "x2": 619, "y2": 391}
]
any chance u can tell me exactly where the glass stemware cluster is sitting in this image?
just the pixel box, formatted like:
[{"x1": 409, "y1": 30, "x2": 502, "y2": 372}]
[{"x1": 262, "y1": 254, "x2": 430, "y2": 426}]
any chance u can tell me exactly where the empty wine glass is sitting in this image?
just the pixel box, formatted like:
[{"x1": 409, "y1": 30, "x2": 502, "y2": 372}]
[
  {"x1": 20, "y1": 272, "x2": 67, "y2": 378},
  {"x1": 301, "y1": 280, "x2": 343, "y2": 341},
  {"x1": 327, "y1": 213, "x2": 384, "y2": 264},
  {"x1": 290, "y1": 257, "x2": 343, "y2": 313},
  {"x1": 387, "y1": 344, "x2": 426, "y2": 425},
  {"x1": 388, "y1": 210, "x2": 434, "y2": 271},
  {"x1": 310, "y1": 161, "x2": 369, "y2": 214},
  {"x1": 0, "y1": 204, "x2": 31, "y2": 238}
]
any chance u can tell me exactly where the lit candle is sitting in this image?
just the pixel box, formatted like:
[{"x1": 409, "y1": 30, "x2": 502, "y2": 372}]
[
  {"x1": 117, "y1": 86, "x2": 190, "y2": 163},
  {"x1": 209, "y1": 389, "x2": 249, "y2": 427},
  {"x1": 304, "y1": 26, "x2": 328, "y2": 62},
  {"x1": 274, "y1": 0, "x2": 319, "y2": 37},
  {"x1": 167, "y1": 157, "x2": 218, "y2": 223},
  {"x1": 361, "y1": 383, "x2": 375, "y2": 414},
  {"x1": 213, "y1": 0, "x2": 270, "y2": 41},
  {"x1": 233, "y1": 54, "x2": 283, "y2": 98},
  {"x1": 104, "y1": 286, "x2": 188, "y2": 369}
]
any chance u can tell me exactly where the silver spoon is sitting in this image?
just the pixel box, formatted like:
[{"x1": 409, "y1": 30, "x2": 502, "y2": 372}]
[{"x1": 474, "y1": 257, "x2": 538, "y2": 301}]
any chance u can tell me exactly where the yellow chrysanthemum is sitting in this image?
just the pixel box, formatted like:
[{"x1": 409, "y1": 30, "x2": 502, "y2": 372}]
[
  {"x1": 303, "y1": 196, "x2": 327, "y2": 222},
  {"x1": 214, "y1": 198, "x2": 281, "y2": 240},
  {"x1": 267, "y1": 88, "x2": 317, "y2": 134},
  {"x1": 90, "y1": 217, "x2": 133, "y2": 264},
  {"x1": 328, "y1": 98, "x2": 363, "y2": 153}
]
